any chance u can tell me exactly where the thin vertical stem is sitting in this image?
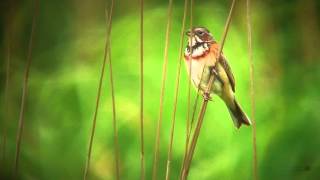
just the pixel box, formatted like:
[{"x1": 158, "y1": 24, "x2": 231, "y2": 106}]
[
  {"x1": 180, "y1": 80, "x2": 203, "y2": 179},
  {"x1": 108, "y1": 45, "x2": 120, "y2": 180},
  {"x1": 180, "y1": 0, "x2": 194, "y2": 177},
  {"x1": 83, "y1": 1, "x2": 114, "y2": 179},
  {"x1": 186, "y1": 0, "x2": 194, "y2": 146},
  {"x1": 181, "y1": 100, "x2": 208, "y2": 180},
  {"x1": 151, "y1": 0, "x2": 174, "y2": 179},
  {"x1": 180, "y1": 69, "x2": 204, "y2": 180},
  {"x1": 181, "y1": 0, "x2": 237, "y2": 178},
  {"x1": 188, "y1": 92, "x2": 199, "y2": 134},
  {"x1": 139, "y1": 0, "x2": 145, "y2": 179},
  {"x1": 13, "y1": 0, "x2": 39, "y2": 175},
  {"x1": 185, "y1": 91, "x2": 200, "y2": 148},
  {"x1": 165, "y1": 0, "x2": 188, "y2": 179},
  {"x1": 246, "y1": 0, "x2": 258, "y2": 179}
]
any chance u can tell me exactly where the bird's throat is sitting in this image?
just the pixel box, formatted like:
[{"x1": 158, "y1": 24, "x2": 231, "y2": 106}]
[{"x1": 184, "y1": 42, "x2": 211, "y2": 60}]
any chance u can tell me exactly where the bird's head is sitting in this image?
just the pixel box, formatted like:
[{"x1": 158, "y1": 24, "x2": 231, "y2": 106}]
[
  {"x1": 186, "y1": 27, "x2": 214, "y2": 47},
  {"x1": 184, "y1": 27, "x2": 215, "y2": 59}
]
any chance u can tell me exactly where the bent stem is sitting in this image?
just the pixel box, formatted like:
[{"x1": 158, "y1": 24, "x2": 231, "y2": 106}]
[
  {"x1": 181, "y1": 0, "x2": 237, "y2": 178},
  {"x1": 83, "y1": 1, "x2": 114, "y2": 179}
]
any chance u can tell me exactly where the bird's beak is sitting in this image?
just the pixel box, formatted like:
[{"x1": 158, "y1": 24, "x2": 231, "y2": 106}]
[{"x1": 186, "y1": 30, "x2": 191, "y2": 37}]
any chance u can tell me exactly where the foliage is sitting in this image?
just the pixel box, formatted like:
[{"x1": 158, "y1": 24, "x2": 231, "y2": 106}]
[{"x1": 1, "y1": 0, "x2": 320, "y2": 179}]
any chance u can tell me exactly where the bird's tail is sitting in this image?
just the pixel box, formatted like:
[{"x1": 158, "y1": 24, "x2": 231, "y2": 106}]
[{"x1": 227, "y1": 99, "x2": 251, "y2": 129}]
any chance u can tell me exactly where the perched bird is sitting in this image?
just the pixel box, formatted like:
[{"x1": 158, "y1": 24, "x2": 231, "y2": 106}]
[{"x1": 184, "y1": 27, "x2": 251, "y2": 128}]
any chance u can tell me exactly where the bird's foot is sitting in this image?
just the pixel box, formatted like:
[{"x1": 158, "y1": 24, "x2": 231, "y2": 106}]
[
  {"x1": 209, "y1": 66, "x2": 218, "y2": 76},
  {"x1": 203, "y1": 92, "x2": 212, "y2": 101}
]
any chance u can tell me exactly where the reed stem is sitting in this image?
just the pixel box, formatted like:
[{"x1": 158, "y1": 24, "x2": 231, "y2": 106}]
[
  {"x1": 151, "y1": 0, "x2": 174, "y2": 179},
  {"x1": 181, "y1": 0, "x2": 237, "y2": 178},
  {"x1": 83, "y1": 1, "x2": 114, "y2": 179},
  {"x1": 165, "y1": 0, "x2": 188, "y2": 179},
  {"x1": 246, "y1": 0, "x2": 258, "y2": 179},
  {"x1": 14, "y1": 0, "x2": 39, "y2": 175},
  {"x1": 139, "y1": 0, "x2": 145, "y2": 179}
]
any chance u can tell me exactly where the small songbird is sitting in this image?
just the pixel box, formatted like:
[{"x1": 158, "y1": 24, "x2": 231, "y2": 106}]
[{"x1": 184, "y1": 27, "x2": 251, "y2": 128}]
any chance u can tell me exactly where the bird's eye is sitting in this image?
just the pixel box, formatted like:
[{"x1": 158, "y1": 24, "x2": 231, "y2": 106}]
[{"x1": 197, "y1": 31, "x2": 204, "y2": 36}]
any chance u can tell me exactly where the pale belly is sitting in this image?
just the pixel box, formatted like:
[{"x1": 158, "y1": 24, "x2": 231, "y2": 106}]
[{"x1": 186, "y1": 60, "x2": 223, "y2": 96}]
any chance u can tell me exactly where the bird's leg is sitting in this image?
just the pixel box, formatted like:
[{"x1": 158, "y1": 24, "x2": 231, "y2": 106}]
[
  {"x1": 202, "y1": 66, "x2": 219, "y2": 101},
  {"x1": 198, "y1": 84, "x2": 212, "y2": 101},
  {"x1": 209, "y1": 65, "x2": 223, "y2": 83},
  {"x1": 203, "y1": 91, "x2": 211, "y2": 101},
  {"x1": 210, "y1": 65, "x2": 224, "y2": 85},
  {"x1": 209, "y1": 65, "x2": 219, "y2": 77}
]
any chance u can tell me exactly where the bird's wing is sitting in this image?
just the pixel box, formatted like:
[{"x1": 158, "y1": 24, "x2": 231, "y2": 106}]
[{"x1": 219, "y1": 56, "x2": 235, "y2": 92}]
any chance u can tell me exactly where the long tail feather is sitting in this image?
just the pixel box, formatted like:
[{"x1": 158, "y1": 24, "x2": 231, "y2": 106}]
[{"x1": 227, "y1": 99, "x2": 251, "y2": 129}]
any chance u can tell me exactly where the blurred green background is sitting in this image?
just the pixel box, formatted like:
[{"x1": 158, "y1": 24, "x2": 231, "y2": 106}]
[{"x1": 1, "y1": 0, "x2": 320, "y2": 179}]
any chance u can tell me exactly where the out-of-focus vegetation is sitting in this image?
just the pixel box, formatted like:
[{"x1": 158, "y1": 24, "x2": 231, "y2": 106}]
[{"x1": 1, "y1": 0, "x2": 320, "y2": 179}]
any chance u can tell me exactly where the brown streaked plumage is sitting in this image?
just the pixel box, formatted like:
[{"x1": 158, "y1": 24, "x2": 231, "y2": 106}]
[{"x1": 184, "y1": 27, "x2": 251, "y2": 128}]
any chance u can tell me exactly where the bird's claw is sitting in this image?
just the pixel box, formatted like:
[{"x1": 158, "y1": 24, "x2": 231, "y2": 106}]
[
  {"x1": 203, "y1": 92, "x2": 212, "y2": 101},
  {"x1": 210, "y1": 66, "x2": 218, "y2": 76}
]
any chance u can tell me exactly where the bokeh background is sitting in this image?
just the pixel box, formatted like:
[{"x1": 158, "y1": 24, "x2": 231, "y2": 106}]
[{"x1": 1, "y1": 0, "x2": 320, "y2": 179}]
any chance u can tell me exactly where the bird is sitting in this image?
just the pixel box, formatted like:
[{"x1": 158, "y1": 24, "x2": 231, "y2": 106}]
[{"x1": 184, "y1": 27, "x2": 251, "y2": 128}]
